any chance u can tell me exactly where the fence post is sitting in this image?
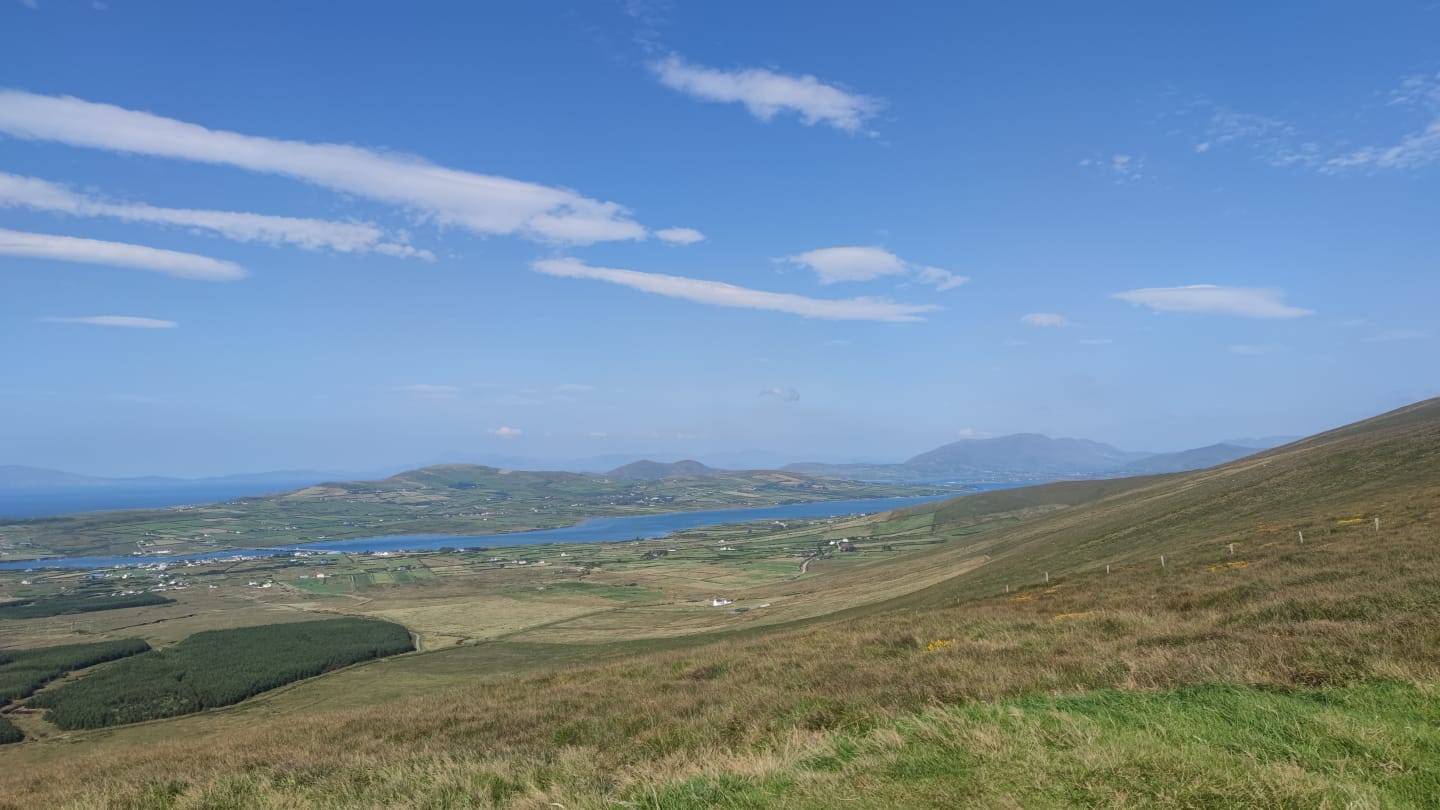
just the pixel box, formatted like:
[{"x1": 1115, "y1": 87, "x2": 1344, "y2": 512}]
[
  {"x1": 1160, "y1": 555, "x2": 1166, "y2": 569},
  {"x1": 1105, "y1": 564, "x2": 1110, "y2": 574},
  {"x1": 1298, "y1": 530, "x2": 1304, "y2": 544},
  {"x1": 1374, "y1": 517, "x2": 1381, "y2": 531},
  {"x1": 1044, "y1": 571, "x2": 1050, "y2": 584},
  {"x1": 1228, "y1": 543, "x2": 1235, "y2": 556}
]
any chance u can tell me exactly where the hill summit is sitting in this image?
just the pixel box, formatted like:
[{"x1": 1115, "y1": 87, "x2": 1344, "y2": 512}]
[{"x1": 604, "y1": 459, "x2": 722, "y2": 480}]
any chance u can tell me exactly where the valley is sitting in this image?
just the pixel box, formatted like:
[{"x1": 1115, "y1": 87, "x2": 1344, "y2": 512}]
[
  {"x1": 1, "y1": 397, "x2": 1437, "y2": 806},
  {"x1": 0, "y1": 464, "x2": 944, "y2": 563}
]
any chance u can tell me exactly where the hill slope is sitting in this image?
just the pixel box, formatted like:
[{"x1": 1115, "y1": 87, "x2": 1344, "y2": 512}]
[
  {"x1": 786, "y1": 433, "x2": 1259, "y2": 482},
  {"x1": 1104, "y1": 441, "x2": 1257, "y2": 475},
  {"x1": 904, "y1": 432, "x2": 1145, "y2": 475},
  {"x1": 604, "y1": 459, "x2": 721, "y2": 480},
  {"x1": 2, "y1": 398, "x2": 1437, "y2": 807}
]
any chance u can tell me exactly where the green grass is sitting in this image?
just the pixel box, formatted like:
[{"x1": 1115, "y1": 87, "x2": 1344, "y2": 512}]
[
  {"x1": 626, "y1": 680, "x2": 1440, "y2": 808},
  {"x1": 0, "y1": 397, "x2": 1437, "y2": 807}
]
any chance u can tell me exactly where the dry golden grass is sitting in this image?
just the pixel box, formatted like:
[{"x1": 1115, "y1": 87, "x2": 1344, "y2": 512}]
[{"x1": 2, "y1": 398, "x2": 1439, "y2": 807}]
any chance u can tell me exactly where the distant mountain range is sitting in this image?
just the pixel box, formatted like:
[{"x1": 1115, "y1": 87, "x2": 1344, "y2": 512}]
[
  {"x1": 4, "y1": 431, "x2": 1301, "y2": 497},
  {"x1": 783, "y1": 433, "x2": 1298, "y2": 483},
  {"x1": 416, "y1": 450, "x2": 795, "y2": 473}
]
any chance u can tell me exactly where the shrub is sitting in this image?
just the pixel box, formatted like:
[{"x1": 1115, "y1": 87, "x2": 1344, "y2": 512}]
[{"x1": 0, "y1": 714, "x2": 21, "y2": 745}]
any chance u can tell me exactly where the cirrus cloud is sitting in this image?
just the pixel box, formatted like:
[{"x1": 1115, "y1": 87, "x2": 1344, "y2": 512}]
[
  {"x1": 1021, "y1": 312, "x2": 1068, "y2": 327},
  {"x1": 1112, "y1": 284, "x2": 1313, "y2": 319},
  {"x1": 41, "y1": 315, "x2": 177, "y2": 329},
  {"x1": 0, "y1": 227, "x2": 244, "y2": 281},
  {"x1": 532, "y1": 257, "x2": 937, "y2": 323},
  {"x1": 0, "y1": 172, "x2": 431, "y2": 259},
  {"x1": 654, "y1": 227, "x2": 706, "y2": 245},
  {"x1": 0, "y1": 90, "x2": 649, "y2": 245},
  {"x1": 782, "y1": 246, "x2": 967, "y2": 291},
  {"x1": 651, "y1": 55, "x2": 881, "y2": 133}
]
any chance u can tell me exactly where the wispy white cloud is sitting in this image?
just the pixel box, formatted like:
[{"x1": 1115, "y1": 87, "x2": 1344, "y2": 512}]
[
  {"x1": 758, "y1": 386, "x2": 800, "y2": 402},
  {"x1": 1021, "y1": 312, "x2": 1068, "y2": 327},
  {"x1": 555, "y1": 383, "x2": 596, "y2": 393},
  {"x1": 0, "y1": 172, "x2": 431, "y2": 259},
  {"x1": 651, "y1": 55, "x2": 881, "y2": 133},
  {"x1": 1112, "y1": 284, "x2": 1313, "y2": 319},
  {"x1": 1079, "y1": 153, "x2": 1146, "y2": 182},
  {"x1": 0, "y1": 227, "x2": 244, "y2": 281},
  {"x1": 0, "y1": 90, "x2": 647, "y2": 245},
  {"x1": 1327, "y1": 72, "x2": 1440, "y2": 171},
  {"x1": 489, "y1": 425, "x2": 523, "y2": 439},
  {"x1": 1187, "y1": 76, "x2": 1440, "y2": 172},
  {"x1": 1192, "y1": 108, "x2": 1323, "y2": 168},
  {"x1": 911, "y1": 264, "x2": 969, "y2": 291},
  {"x1": 782, "y1": 246, "x2": 967, "y2": 291},
  {"x1": 654, "y1": 226, "x2": 706, "y2": 245},
  {"x1": 532, "y1": 257, "x2": 938, "y2": 323},
  {"x1": 1327, "y1": 121, "x2": 1440, "y2": 171},
  {"x1": 41, "y1": 315, "x2": 177, "y2": 329}
]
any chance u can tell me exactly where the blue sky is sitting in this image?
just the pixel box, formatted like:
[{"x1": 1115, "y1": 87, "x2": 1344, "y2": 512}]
[{"x1": 1, "y1": 1, "x2": 1437, "y2": 476}]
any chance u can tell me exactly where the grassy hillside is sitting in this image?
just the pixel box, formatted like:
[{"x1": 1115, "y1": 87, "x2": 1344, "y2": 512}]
[
  {"x1": 1108, "y1": 442, "x2": 1257, "y2": 475},
  {"x1": 0, "y1": 464, "x2": 938, "y2": 561},
  {"x1": 0, "y1": 398, "x2": 1436, "y2": 807}
]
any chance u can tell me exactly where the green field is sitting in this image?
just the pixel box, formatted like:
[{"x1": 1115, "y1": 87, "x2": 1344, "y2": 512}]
[{"x1": 0, "y1": 398, "x2": 1437, "y2": 807}]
